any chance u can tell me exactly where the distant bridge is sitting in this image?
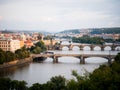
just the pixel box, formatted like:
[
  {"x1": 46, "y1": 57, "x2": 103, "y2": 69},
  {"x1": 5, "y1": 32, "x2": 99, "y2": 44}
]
[
  {"x1": 32, "y1": 53, "x2": 116, "y2": 64},
  {"x1": 56, "y1": 44, "x2": 120, "y2": 51}
]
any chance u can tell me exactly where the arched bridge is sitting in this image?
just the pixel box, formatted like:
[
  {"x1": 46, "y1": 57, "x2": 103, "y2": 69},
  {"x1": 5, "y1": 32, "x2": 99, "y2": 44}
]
[
  {"x1": 32, "y1": 53, "x2": 116, "y2": 64},
  {"x1": 57, "y1": 44, "x2": 120, "y2": 51}
]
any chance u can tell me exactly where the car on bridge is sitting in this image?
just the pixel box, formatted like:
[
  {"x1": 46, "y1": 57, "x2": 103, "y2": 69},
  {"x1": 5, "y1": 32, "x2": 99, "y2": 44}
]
[
  {"x1": 45, "y1": 51, "x2": 54, "y2": 54},
  {"x1": 40, "y1": 51, "x2": 54, "y2": 54}
]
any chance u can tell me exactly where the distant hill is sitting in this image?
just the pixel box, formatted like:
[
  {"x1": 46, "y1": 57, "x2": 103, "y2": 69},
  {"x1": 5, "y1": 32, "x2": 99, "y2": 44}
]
[
  {"x1": 0, "y1": 30, "x2": 14, "y2": 33},
  {"x1": 58, "y1": 27, "x2": 120, "y2": 34},
  {"x1": 90, "y1": 27, "x2": 120, "y2": 34},
  {"x1": 0, "y1": 30, "x2": 51, "y2": 35},
  {"x1": 59, "y1": 29, "x2": 80, "y2": 34}
]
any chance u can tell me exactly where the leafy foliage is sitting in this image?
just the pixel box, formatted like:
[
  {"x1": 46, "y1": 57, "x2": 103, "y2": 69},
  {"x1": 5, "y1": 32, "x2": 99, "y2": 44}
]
[
  {"x1": 0, "y1": 78, "x2": 27, "y2": 90},
  {"x1": 29, "y1": 40, "x2": 46, "y2": 54},
  {"x1": 91, "y1": 28, "x2": 120, "y2": 34},
  {"x1": 0, "y1": 46, "x2": 30, "y2": 64},
  {"x1": 15, "y1": 46, "x2": 30, "y2": 59},
  {"x1": 47, "y1": 75, "x2": 66, "y2": 90},
  {"x1": 72, "y1": 35, "x2": 104, "y2": 44}
]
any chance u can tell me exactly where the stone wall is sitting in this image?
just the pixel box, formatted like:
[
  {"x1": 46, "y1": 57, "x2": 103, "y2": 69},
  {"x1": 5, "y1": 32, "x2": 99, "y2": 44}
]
[{"x1": 0, "y1": 57, "x2": 32, "y2": 69}]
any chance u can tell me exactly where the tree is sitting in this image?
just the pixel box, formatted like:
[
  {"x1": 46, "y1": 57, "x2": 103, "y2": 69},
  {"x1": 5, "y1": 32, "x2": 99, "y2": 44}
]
[
  {"x1": 30, "y1": 40, "x2": 46, "y2": 54},
  {"x1": 15, "y1": 47, "x2": 30, "y2": 59},
  {"x1": 29, "y1": 83, "x2": 44, "y2": 90},
  {"x1": 66, "y1": 79, "x2": 78, "y2": 90},
  {"x1": 72, "y1": 36, "x2": 104, "y2": 44},
  {"x1": 5, "y1": 51, "x2": 15, "y2": 62},
  {"x1": 32, "y1": 46, "x2": 41, "y2": 54},
  {"x1": 47, "y1": 75, "x2": 66, "y2": 90},
  {"x1": 10, "y1": 80, "x2": 27, "y2": 90},
  {"x1": 0, "y1": 52, "x2": 6, "y2": 64},
  {"x1": 115, "y1": 53, "x2": 120, "y2": 62},
  {"x1": 0, "y1": 77, "x2": 11, "y2": 90}
]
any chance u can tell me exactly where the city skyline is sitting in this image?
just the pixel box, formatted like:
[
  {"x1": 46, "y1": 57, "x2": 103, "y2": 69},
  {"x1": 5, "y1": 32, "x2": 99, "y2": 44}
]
[{"x1": 0, "y1": 0, "x2": 120, "y2": 32}]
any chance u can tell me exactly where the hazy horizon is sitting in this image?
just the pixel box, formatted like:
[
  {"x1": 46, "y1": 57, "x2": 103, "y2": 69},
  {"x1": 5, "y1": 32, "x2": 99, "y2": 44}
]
[{"x1": 0, "y1": 0, "x2": 120, "y2": 32}]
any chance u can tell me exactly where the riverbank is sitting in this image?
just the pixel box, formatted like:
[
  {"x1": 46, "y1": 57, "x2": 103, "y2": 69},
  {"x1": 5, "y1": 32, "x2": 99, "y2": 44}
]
[{"x1": 0, "y1": 57, "x2": 33, "y2": 69}]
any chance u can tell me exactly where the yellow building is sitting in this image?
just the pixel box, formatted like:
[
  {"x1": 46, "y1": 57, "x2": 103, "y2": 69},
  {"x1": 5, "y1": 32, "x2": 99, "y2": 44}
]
[
  {"x1": 42, "y1": 40, "x2": 57, "y2": 46},
  {"x1": 20, "y1": 40, "x2": 24, "y2": 48}
]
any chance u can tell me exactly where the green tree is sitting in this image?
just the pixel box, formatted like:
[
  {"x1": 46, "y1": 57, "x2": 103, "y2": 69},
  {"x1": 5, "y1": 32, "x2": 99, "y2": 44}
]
[
  {"x1": 47, "y1": 75, "x2": 66, "y2": 90},
  {"x1": 5, "y1": 51, "x2": 15, "y2": 62},
  {"x1": 115, "y1": 53, "x2": 120, "y2": 62},
  {"x1": 0, "y1": 52, "x2": 6, "y2": 64},
  {"x1": 66, "y1": 79, "x2": 78, "y2": 90},
  {"x1": 0, "y1": 77, "x2": 11, "y2": 90},
  {"x1": 30, "y1": 40, "x2": 46, "y2": 54},
  {"x1": 10, "y1": 80, "x2": 27, "y2": 90},
  {"x1": 29, "y1": 83, "x2": 44, "y2": 90},
  {"x1": 15, "y1": 47, "x2": 30, "y2": 59},
  {"x1": 72, "y1": 36, "x2": 104, "y2": 44}
]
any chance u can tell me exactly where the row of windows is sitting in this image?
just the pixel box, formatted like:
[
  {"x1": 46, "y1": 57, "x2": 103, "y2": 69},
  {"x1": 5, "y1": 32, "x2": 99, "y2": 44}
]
[
  {"x1": 0, "y1": 42, "x2": 10, "y2": 44},
  {"x1": 0, "y1": 45, "x2": 10, "y2": 47}
]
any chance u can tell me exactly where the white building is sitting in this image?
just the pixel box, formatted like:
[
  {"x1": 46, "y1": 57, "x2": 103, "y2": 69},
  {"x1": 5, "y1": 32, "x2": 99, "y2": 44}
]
[
  {"x1": 10, "y1": 40, "x2": 20, "y2": 52},
  {"x1": 0, "y1": 39, "x2": 21, "y2": 52}
]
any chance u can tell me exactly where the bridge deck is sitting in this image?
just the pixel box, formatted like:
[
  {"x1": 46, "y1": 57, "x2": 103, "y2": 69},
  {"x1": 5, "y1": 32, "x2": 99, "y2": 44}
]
[{"x1": 32, "y1": 54, "x2": 116, "y2": 58}]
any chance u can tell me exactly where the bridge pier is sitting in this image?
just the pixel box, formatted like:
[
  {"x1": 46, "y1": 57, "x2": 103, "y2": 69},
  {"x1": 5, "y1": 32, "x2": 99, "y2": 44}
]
[
  {"x1": 90, "y1": 45, "x2": 94, "y2": 51},
  {"x1": 80, "y1": 56, "x2": 85, "y2": 64},
  {"x1": 69, "y1": 45, "x2": 73, "y2": 50},
  {"x1": 101, "y1": 46, "x2": 104, "y2": 51},
  {"x1": 108, "y1": 58, "x2": 112, "y2": 65},
  {"x1": 80, "y1": 45, "x2": 83, "y2": 51},
  {"x1": 111, "y1": 47, "x2": 115, "y2": 51},
  {"x1": 53, "y1": 56, "x2": 58, "y2": 63}
]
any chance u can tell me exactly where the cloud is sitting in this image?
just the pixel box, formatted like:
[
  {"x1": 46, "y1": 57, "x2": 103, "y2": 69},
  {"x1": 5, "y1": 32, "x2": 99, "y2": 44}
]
[
  {"x1": 0, "y1": 16, "x2": 2, "y2": 20},
  {"x1": 0, "y1": 0, "x2": 120, "y2": 32}
]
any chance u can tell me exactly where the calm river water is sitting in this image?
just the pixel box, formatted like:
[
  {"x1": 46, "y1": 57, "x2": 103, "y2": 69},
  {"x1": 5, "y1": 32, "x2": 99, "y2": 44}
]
[{"x1": 0, "y1": 44, "x2": 120, "y2": 86}]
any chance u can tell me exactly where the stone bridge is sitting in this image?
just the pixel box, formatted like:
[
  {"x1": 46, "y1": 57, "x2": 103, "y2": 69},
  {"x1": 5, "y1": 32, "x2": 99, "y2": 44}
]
[
  {"x1": 57, "y1": 44, "x2": 120, "y2": 51},
  {"x1": 32, "y1": 53, "x2": 116, "y2": 64}
]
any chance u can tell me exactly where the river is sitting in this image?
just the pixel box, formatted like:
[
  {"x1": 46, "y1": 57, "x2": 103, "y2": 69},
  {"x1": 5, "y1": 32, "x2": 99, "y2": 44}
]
[{"x1": 0, "y1": 43, "x2": 120, "y2": 86}]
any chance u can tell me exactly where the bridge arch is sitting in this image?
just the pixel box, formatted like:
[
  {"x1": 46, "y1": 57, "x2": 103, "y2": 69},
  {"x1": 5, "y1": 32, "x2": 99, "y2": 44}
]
[
  {"x1": 84, "y1": 56, "x2": 113, "y2": 64},
  {"x1": 115, "y1": 46, "x2": 120, "y2": 51},
  {"x1": 104, "y1": 46, "x2": 112, "y2": 51},
  {"x1": 62, "y1": 46, "x2": 69, "y2": 50},
  {"x1": 93, "y1": 46, "x2": 101, "y2": 51},
  {"x1": 72, "y1": 46, "x2": 80, "y2": 51},
  {"x1": 57, "y1": 56, "x2": 80, "y2": 63},
  {"x1": 84, "y1": 57, "x2": 108, "y2": 64},
  {"x1": 83, "y1": 46, "x2": 91, "y2": 51}
]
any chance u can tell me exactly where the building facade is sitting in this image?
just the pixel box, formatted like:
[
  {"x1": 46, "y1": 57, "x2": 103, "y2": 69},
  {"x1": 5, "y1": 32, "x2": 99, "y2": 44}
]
[
  {"x1": 0, "y1": 39, "x2": 11, "y2": 51},
  {"x1": 0, "y1": 39, "x2": 22, "y2": 52}
]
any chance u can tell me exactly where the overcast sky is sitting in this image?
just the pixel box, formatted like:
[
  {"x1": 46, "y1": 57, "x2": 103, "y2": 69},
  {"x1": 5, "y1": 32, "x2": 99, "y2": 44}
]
[{"x1": 0, "y1": 0, "x2": 120, "y2": 32}]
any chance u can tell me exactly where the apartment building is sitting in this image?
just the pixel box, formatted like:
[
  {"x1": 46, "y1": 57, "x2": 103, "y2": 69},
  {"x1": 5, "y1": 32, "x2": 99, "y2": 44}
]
[
  {"x1": 10, "y1": 40, "x2": 20, "y2": 52},
  {"x1": 0, "y1": 39, "x2": 11, "y2": 51},
  {"x1": 0, "y1": 39, "x2": 22, "y2": 52}
]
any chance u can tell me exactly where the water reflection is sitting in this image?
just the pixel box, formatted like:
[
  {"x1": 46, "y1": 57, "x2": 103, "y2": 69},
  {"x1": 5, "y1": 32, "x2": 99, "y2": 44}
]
[{"x1": 0, "y1": 63, "x2": 30, "y2": 77}]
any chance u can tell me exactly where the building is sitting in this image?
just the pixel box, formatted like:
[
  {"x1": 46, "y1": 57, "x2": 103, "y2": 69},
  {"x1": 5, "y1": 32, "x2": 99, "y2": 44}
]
[
  {"x1": 102, "y1": 34, "x2": 113, "y2": 39},
  {"x1": 24, "y1": 40, "x2": 33, "y2": 48},
  {"x1": 114, "y1": 34, "x2": 120, "y2": 40},
  {"x1": 20, "y1": 40, "x2": 24, "y2": 48},
  {"x1": 10, "y1": 40, "x2": 21, "y2": 52},
  {"x1": 0, "y1": 39, "x2": 21, "y2": 52},
  {"x1": 0, "y1": 39, "x2": 11, "y2": 51}
]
